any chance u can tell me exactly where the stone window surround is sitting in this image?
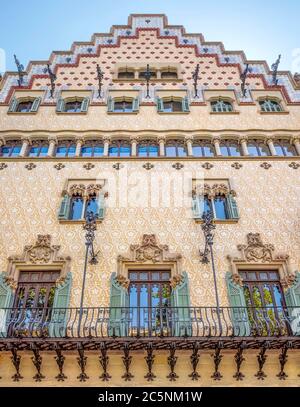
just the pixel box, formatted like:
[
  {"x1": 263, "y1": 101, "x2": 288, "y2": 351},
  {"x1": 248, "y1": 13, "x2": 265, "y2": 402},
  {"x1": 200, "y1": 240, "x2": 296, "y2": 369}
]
[{"x1": 1, "y1": 134, "x2": 299, "y2": 158}]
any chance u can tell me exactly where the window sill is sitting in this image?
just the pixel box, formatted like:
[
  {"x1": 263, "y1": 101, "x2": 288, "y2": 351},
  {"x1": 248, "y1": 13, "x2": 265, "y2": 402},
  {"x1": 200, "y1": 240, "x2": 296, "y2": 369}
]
[
  {"x1": 107, "y1": 111, "x2": 139, "y2": 115},
  {"x1": 259, "y1": 111, "x2": 289, "y2": 115},
  {"x1": 56, "y1": 111, "x2": 88, "y2": 115},
  {"x1": 157, "y1": 111, "x2": 190, "y2": 115},
  {"x1": 194, "y1": 218, "x2": 239, "y2": 224},
  {"x1": 59, "y1": 219, "x2": 104, "y2": 224},
  {"x1": 209, "y1": 111, "x2": 240, "y2": 115},
  {"x1": 7, "y1": 111, "x2": 38, "y2": 115}
]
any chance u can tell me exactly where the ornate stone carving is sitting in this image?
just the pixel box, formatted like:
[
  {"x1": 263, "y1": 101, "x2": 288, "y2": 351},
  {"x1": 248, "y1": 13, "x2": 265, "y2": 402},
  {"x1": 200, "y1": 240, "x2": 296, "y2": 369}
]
[
  {"x1": 116, "y1": 274, "x2": 130, "y2": 289},
  {"x1": 170, "y1": 274, "x2": 183, "y2": 289},
  {"x1": 6, "y1": 235, "x2": 71, "y2": 288},
  {"x1": 193, "y1": 183, "x2": 235, "y2": 199},
  {"x1": 25, "y1": 163, "x2": 37, "y2": 171},
  {"x1": 117, "y1": 235, "x2": 182, "y2": 279},
  {"x1": 260, "y1": 162, "x2": 272, "y2": 170},
  {"x1": 232, "y1": 162, "x2": 243, "y2": 170},
  {"x1": 237, "y1": 233, "x2": 274, "y2": 263},
  {"x1": 0, "y1": 163, "x2": 8, "y2": 170},
  {"x1": 83, "y1": 163, "x2": 95, "y2": 170},
  {"x1": 202, "y1": 162, "x2": 214, "y2": 170},
  {"x1": 54, "y1": 163, "x2": 65, "y2": 171},
  {"x1": 69, "y1": 184, "x2": 86, "y2": 196},
  {"x1": 227, "y1": 233, "x2": 295, "y2": 288},
  {"x1": 86, "y1": 184, "x2": 102, "y2": 196}
]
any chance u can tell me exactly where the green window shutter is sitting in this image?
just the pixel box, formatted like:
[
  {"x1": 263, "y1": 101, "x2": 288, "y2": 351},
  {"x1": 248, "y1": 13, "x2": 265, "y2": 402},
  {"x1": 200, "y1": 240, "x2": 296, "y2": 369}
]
[
  {"x1": 8, "y1": 97, "x2": 18, "y2": 113},
  {"x1": 108, "y1": 272, "x2": 129, "y2": 337},
  {"x1": 0, "y1": 273, "x2": 14, "y2": 338},
  {"x1": 226, "y1": 194, "x2": 239, "y2": 220},
  {"x1": 156, "y1": 97, "x2": 164, "y2": 112},
  {"x1": 132, "y1": 97, "x2": 139, "y2": 112},
  {"x1": 58, "y1": 195, "x2": 71, "y2": 220},
  {"x1": 48, "y1": 272, "x2": 72, "y2": 338},
  {"x1": 107, "y1": 97, "x2": 114, "y2": 112},
  {"x1": 30, "y1": 97, "x2": 42, "y2": 112},
  {"x1": 285, "y1": 272, "x2": 300, "y2": 335},
  {"x1": 182, "y1": 96, "x2": 190, "y2": 112},
  {"x1": 81, "y1": 97, "x2": 90, "y2": 112},
  {"x1": 225, "y1": 272, "x2": 250, "y2": 336},
  {"x1": 192, "y1": 196, "x2": 204, "y2": 219},
  {"x1": 97, "y1": 193, "x2": 105, "y2": 219},
  {"x1": 56, "y1": 98, "x2": 65, "y2": 112},
  {"x1": 170, "y1": 271, "x2": 192, "y2": 336}
]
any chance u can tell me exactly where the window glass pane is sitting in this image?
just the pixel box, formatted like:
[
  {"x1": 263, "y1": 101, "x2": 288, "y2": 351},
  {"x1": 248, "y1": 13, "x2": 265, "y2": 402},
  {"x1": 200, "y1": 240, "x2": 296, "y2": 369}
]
[
  {"x1": 162, "y1": 272, "x2": 170, "y2": 280},
  {"x1": 165, "y1": 145, "x2": 176, "y2": 157},
  {"x1": 148, "y1": 145, "x2": 159, "y2": 157},
  {"x1": 204, "y1": 196, "x2": 212, "y2": 214},
  {"x1": 228, "y1": 144, "x2": 240, "y2": 156},
  {"x1": 151, "y1": 285, "x2": 160, "y2": 307},
  {"x1": 282, "y1": 143, "x2": 296, "y2": 156},
  {"x1": 139, "y1": 273, "x2": 148, "y2": 281},
  {"x1": 11, "y1": 145, "x2": 21, "y2": 156},
  {"x1": 129, "y1": 285, "x2": 138, "y2": 307},
  {"x1": 172, "y1": 101, "x2": 182, "y2": 112},
  {"x1": 269, "y1": 272, "x2": 279, "y2": 280},
  {"x1": 163, "y1": 101, "x2": 173, "y2": 112},
  {"x1": 259, "y1": 272, "x2": 268, "y2": 281},
  {"x1": 247, "y1": 144, "x2": 259, "y2": 156},
  {"x1": 214, "y1": 196, "x2": 227, "y2": 219},
  {"x1": 70, "y1": 197, "x2": 83, "y2": 220},
  {"x1": 29, "y1": 146, "x2": 39, "y2": 157},
  {"x1": 262, "y1": 284, "x2": 273, "y2": 306},
  {"x1": 81, "y1": 146, "x2": 93, "y2": 157},
  {"x1": 94, "y1": 146, "x2": 104, "y2": 157},
  {"x1": 67, "y1": 145, "x2": 76, "y2": 157},
  {"x1": 192, "y1": 146, "x2": 203, "y2": 157},
  {"x1": 1, "y1": 146, "x2": 11, "y2": 157},
  {"x1": 220, "y1": 145, "x2": 229, "y2": 156},
  {"x1": 56, "y1": 146, "x2": 67, "y2": 157},
  {"x1": 85, "y1": 197, "x2": 98, "y2": 216},
  {"x1": 40, "y1": 146, "x2": 49, "y2": 157},
  {"x1": 151, "y1": 272, "x2": 160, "y2": 281},
  {"x1": 177, "y1": 146, "x2": 187, "y2": 157},
  {"x1": 252, "y1": 286, "x2": 263, "y2": 307},
  {"x1": 129, "y1": 272, "x2": 138, "y2": 281},
  {"x1": 272, "y1": 285, "x2": 284, "y2": 307},
  {"x1": 274, "y1": 143, "x2": 284, "y2": 156},
  {"x1": 203, "y1": 145, "x2": 214, "y2": 157},
  {"x1": 119, "y1": 145, "x2": 131, "y2": 157},
  {"x1": 108, "y1": 146, "x2": 119, "y2": 157},
  {"x1": 138, "y1": 145, "x2": 147, "y2": 157},
  {"x1": 258, "y1": 144, "x2": 269, "y2": 156}
]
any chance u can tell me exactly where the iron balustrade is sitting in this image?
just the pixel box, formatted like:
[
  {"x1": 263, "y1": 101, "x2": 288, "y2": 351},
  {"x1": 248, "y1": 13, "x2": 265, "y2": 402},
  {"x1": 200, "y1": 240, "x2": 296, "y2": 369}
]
[{"x1": 0, "y1": 306, "x2": 299, "y2": 339}]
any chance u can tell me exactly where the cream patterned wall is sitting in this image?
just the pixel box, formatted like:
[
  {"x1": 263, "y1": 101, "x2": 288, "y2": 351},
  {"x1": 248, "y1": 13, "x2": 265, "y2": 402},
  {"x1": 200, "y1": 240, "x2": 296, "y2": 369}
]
[{"x1": 0, "y1": 159, "x2": 299, "y2": 307}]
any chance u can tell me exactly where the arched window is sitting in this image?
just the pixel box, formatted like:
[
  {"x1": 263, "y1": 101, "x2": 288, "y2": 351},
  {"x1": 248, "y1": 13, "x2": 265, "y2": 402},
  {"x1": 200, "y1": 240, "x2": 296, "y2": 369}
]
[
  {"x1": 137, "y1": 140, "x2": 159, "y2": 157},
  {"x1": 139, "y1": 69, "x2": 157, "y2": 79},
  {"x1": 165, "y1": 139, "x2": 187, "y2": 157},
  {"x1": 192, "y1": 140, "x2": 215, "y2": 157},
  {"x1": 28, "y1": 140, "x2": 49, "y2": 157},
  {"x1": 161, "y1": 68, "x2": 178, "y2": 79},
  {"x1": 220, "y1": 140, "x2": 241, "y2": 156},
  {"x1": 81, "y1": 140, "x2": 104, "y2": 157},
  {"x1": 55, "y1": 140, "x2": 76, "y2": 157},
  {"x1": 118, "y1": 68, "x2": 135, "y2": 79},
  {"x1": 211, "y1": 100, "x2": 233, "y2": 113},
  {"x1": 16, "y1": 100, "x2": 34, "y2": 113},
  {"x1": 56, "y1": 97, "x2": 89, "y2": 113},
  {"x1": 273, "y1": 140, "x2": 297, "y2": 156},
  {"x1": 247, "y1": 140, "x2": 270, "y2": 156},
  {"x1": 69, "y1": 194, "x2": 84, "y2": 220},
  {"x1": 109, "y1": 139, "x2": 131, "y2": 157},
  {"x1": 259, "y1": 99, "x2": 283, "y2": 112},
  {"x1": 0, "y1": 140, "x2": 22, "y2": 157}
]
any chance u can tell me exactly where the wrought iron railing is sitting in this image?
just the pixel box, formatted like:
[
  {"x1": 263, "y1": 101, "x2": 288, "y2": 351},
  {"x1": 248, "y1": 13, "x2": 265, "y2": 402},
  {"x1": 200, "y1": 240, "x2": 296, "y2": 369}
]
[{"x1": 0, "y1": 306, "x2": 299, "y2": 339}]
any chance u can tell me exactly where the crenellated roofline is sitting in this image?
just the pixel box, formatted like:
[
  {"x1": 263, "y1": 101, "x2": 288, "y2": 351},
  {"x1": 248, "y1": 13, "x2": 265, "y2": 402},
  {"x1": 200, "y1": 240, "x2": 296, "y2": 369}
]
[{"x1": 1, "y1": 13, "x2": 299, "y2": 104}]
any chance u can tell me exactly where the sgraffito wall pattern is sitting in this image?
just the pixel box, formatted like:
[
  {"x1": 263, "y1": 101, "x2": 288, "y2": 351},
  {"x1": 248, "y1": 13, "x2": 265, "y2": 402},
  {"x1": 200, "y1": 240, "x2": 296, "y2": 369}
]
[{"x1": 0, "y1": 159, "x2": 299, "y2": 307}]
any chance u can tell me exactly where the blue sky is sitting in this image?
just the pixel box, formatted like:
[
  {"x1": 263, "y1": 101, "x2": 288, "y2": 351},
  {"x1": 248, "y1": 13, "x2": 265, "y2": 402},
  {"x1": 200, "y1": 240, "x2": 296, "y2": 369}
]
[{"x1": 1, "y1": 0, "x2": 300, "y2": 74}]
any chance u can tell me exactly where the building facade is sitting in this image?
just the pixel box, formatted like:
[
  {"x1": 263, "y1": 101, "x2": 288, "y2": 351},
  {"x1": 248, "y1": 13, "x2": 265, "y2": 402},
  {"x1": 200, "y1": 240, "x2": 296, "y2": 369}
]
[{"x1": 0, "y1": 14, "x2": 300, "y2": 386}]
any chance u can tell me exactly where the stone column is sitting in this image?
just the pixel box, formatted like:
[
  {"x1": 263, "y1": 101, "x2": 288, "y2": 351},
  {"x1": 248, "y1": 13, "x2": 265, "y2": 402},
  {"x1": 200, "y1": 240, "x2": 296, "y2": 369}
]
[
  {"x1": 20, "y1": 138, "x2": 30, "y2": 157},
  {"x1": 103, "y1": 136, "x2": 110, "y2": 157},
  {"x1": 75, "y1": 138, "x2": 84, "y2": 157},
  {"x1": 240, "y1": 136, "x2": 249, "y2": 156},
  {"x1": 130, "y1": 136, "x2": 138, "y2": 157},
  {"x1": 291, "y1": 136, "x2": 300, "y2": 155},
  {"x1": 158, "y1": 136, "x2": 166, "y2": 157},
  {"x1": 185, "y1": 136, "x2": 194, "y2": 156},
  {"x1": 212, "y1": 136, "x2": 222, "y2": 156},
  {"x1": 47, "y1": 137, "x2": 57, "y2": 157},
  {"x1": 266, "y1": 138, "x2": 277, "y2": 156}
]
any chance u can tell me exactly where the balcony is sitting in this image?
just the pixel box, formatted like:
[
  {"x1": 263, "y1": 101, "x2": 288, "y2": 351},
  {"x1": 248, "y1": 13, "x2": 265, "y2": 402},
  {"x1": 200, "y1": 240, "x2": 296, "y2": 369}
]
[{"x1": 1, "y1": 306, "x2": 299, "y2": 349}]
